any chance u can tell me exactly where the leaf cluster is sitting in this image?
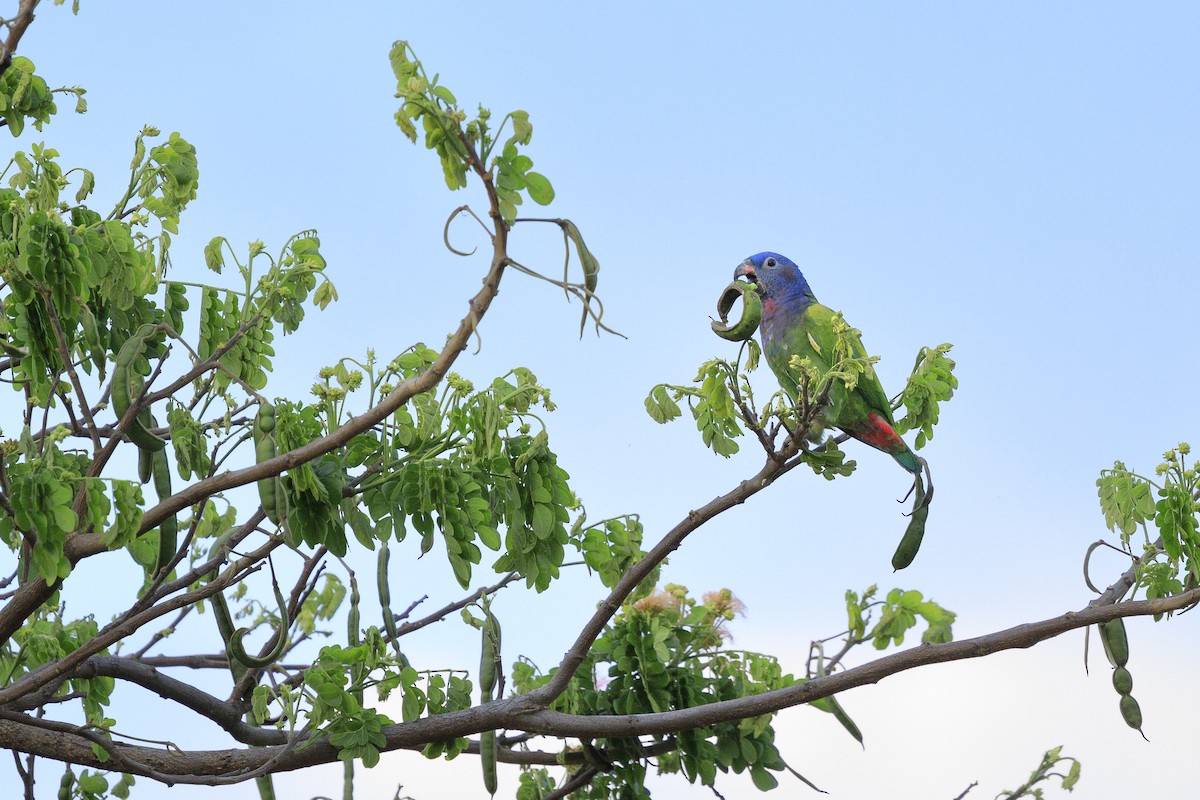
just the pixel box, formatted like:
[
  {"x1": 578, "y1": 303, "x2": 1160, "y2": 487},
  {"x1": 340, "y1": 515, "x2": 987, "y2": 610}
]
[
  {"x1": 389, "y1": 41, "x2": 554, "y2": 224},
  {"x1": 0, "y1": 56, "x2": 73, "y2": 137},
  {"x1": 893, "y1": 343, "x2": 957, "y2": 449},
  {"x1": 995, "y1": 745, "x2": 1081, "y2": 799},
  {"x1": 844, "y1": 585, "x2": 956, "y2": 649},
  {"x1": 1097, "y1": 444, "x2": 1200, "y2": 607}
]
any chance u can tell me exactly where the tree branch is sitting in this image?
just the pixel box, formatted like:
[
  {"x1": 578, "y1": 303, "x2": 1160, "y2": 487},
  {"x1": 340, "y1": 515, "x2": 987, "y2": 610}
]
[
  {"x1": 0, "y1": 526, "x2": 276, "y2": 704},
  {"x1": 0, "y1": 177, "x2": 514, "y2": 647},
  {"x1": 393, "y1": 571, "x2": 520, "y2": 639},
  {"x1": 514, "y1": 589, "x2": 1200, "y2": 740},
  {"x1": 3, "y1": 588, "x2": 1192, "y2": 780},
  {"x1": 530, "y1": 431, "x2": 810, "y2": 704},
  {"x1": 0, "y1": 0, "x2": 37, "y2": 76}
]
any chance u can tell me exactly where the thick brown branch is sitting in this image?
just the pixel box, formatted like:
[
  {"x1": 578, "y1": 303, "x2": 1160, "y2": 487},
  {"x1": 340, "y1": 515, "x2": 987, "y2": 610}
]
[
  {"x1": 4, "y1": 580, "x2": 1190, "y2": 781},
  {"x1": 72, "y1": 656, "x2": 271, "y2": 745},
  {"x1": 515, "y1": 589, "x2": 1200, "y2": 740},
  {"x1": 0, "y1": 529, "x2": 276, "y2": 704}
]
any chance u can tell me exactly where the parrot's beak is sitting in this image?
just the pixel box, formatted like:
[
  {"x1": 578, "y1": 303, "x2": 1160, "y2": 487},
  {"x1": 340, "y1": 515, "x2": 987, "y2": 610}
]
[{"x1": 734, "y1": 260, "x2": 758, "y2": 286}]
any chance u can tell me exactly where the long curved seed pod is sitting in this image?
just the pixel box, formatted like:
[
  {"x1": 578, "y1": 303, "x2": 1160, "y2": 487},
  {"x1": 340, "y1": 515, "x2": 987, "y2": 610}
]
[
  {"x1": 253, "y1": 403, "x2": 286, "y2": 526},
  {"x1": 227, "y1": 577, "x2": 290, "y2": 669},
  {"x1": 562, "y1": 219, "x2": 601, "y2": 337},
  {"x1": 344, "y1": 575, "x2": 362, "y2": 800},
  {"x1": 891, "y1": 479, "x2": 929, "y2": 570},
  {"x1": 478, "y1": 600, "x2": 501, "y2": 796},
  {"x1": 1098, "y1": 618, "x2": 1129, "y2": 668},
  {"x1": 711, "y1": 281, "x2": 763, "y2": 341},
  {"x1": 811, "y1": 649, "x2": 864, "y2": 746},
  {"x1": 149, "y1": 419, "x2": 177, "y2": 577},
  {"x1": 378, "y1": 540, "x2": 399, "y2": 645},
  {"x1": 112, "y1": 324, "x2": 167, "y2": 451},
  {"x1": 137, "y1": 444, "x2": 153, "y2": 484}
]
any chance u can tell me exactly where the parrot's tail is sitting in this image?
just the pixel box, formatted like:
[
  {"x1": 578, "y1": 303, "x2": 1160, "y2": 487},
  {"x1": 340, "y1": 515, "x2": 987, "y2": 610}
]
[{"x1": 892, "y1": 446, "x2": 922, "y2": 475}]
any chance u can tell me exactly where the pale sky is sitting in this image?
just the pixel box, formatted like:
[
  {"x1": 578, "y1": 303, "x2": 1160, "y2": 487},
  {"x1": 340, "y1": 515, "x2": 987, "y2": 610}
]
[{"x1": 7, "y1": 3, "x2": 1200, "y2": 798}]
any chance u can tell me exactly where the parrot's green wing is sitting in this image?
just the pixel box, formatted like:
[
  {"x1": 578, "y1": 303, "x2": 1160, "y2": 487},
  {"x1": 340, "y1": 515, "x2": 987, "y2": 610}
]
[{"x1": 766, "y1": 302, "x2": 896, "y2": 427}]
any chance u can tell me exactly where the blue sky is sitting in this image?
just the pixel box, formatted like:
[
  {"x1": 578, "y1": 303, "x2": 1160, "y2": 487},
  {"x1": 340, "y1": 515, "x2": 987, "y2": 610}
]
[{"x1": 7, "y1": 3, "x2": 1200, "y2": 798}]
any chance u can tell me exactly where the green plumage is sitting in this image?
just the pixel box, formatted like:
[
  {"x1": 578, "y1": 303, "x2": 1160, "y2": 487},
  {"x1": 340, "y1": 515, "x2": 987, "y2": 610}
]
[
  {"x1": 745, "y1": 255, "x2": 922, "y2": 475},
  {"x1": 734, "y1": 251, "x2": 932, "y2": 568},
  {"x1": 766, "y1": 302, "x2": 896, "y2": 427}
]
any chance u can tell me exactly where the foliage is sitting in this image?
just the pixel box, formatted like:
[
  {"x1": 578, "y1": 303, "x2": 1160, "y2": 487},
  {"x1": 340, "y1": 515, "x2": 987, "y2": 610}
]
[
  {"x1": 390, "y1": 41, "x2": 554, "y2": 224},
  {"x1": 0, "y1": 9, "x2": 1191, "y2": 800},
  {"x1": 893, "y1": 343, "x2": 957, "y2": 449},
  {"x1": 1096, "y1": 444, "x2": 1199, "y2": 605},
  {"x1": 995, "y1": 746, "x2": 1081, "y2": 799}
]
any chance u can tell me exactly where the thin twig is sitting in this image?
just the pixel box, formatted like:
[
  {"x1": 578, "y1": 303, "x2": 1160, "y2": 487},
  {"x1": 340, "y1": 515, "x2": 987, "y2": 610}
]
[
  {"x1": 951, "y1": 781, "x2": 977, "y2": 800},
  {"x1": 393, "y1": 572, "x2": 520, "y2": 638}
]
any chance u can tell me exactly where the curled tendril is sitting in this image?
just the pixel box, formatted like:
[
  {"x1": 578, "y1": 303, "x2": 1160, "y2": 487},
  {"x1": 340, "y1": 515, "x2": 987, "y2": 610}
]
[
  {"x1": 711, "y1": 281, "x2": 762, "y2": 341},
  {"x1": 1083, "y1": 540, "x2": 1106, "y2": 594},
  {"x1": 507, "y1": 217, "x2": 621, "y2": 339},
  {"x1": 443, "y1": 204, "x2": 489, "y2": 256}
]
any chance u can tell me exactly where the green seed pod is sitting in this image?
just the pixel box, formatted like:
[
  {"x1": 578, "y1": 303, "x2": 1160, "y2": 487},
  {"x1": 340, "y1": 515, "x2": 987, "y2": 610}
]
[
  {"x1": 255, "y1": 402, "x2": 276, "y2": 435},
  {"x1": 128, "y1": 405, "x2": 167, "y2": 452},
  {"x1": 112, "y1": 324, "x2": 167, "y2": 451},
  {"x1": 378, "y1": 542, "x2": 400, "y2": 645},
  {"x1": 478, "y1": 607, "x2": 501, "y2": 797},
  {"x1": 228, "y1": 579, "x2": 290, "y2": 668},
  {"x1": 712, "y1": 281, "x2": 763, "y2": 341},
  {"x1": 827, "y1": 694, "x2": 864, "y2": 748},
  {"x1": 480, "y1": 728, "x2": 497, "y2": 797},
  {"x1": 58, "y1": 769, "x2": 75, "y2": 800},
  {"x1": 892, "y1": 482, "x2": 930, "y2": 570},
  {"x1": 150, "y1": 434, "x2": 177, "y2": 577},
  {"x1": 252, "y1": 405, "x2": 285, "y2": 526},
  {"x1": 138, "y1": 443, "x2": 154, "y2": 484},
  {"x1": 1099, "y1": 618, "x2": 1130, "y2": 668},
  {"x1": 1112, "y1": 666, "x2": 1134, "y2": 696},
  {"x1": 1119, "y1": 693, "x2": 1143, "y2": 731},
  {"x1": 479, "y1": 615, "x2": 499, "y2": 698}
]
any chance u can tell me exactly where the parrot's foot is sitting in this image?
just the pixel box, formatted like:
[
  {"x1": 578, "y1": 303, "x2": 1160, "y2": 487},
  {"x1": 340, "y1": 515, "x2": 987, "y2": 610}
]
[{"x1": 898, "y1": 458, "x2": 934, "y2": 514}]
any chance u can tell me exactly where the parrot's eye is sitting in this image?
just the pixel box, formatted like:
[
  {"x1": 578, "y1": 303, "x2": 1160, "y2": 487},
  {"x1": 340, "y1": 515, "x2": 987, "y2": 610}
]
[{"x1": 765, "y1": 257, "x2": 777, "y2": 268}]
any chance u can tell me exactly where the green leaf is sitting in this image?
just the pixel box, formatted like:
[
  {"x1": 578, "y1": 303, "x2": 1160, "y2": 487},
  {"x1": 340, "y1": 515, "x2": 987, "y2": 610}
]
[
  {"x1": 644, "y1": 384, "x2": 682, "y2": 424},
  {"x1": 90, "y1": 742, "x2": 110, "y2": 764},
  {"x1": 1063, "y1": 760, "x2": 1081, "y2": 790},
  {"x1": 750, "y1": 764, "x2": 779, "y2": 791},
  {"x1": 75, "y1": 168, "x2": 95, "y2": 202},
  {"x1": 204, "y1": 236, "x2": 224, "y2": 273},
  {"x1": 532, "y1": 503, "x2": 553, "y2": 539},
  {"x1": 507, "y1": 110, "x2": 532, "y2": 146},
  {"x1": 524, "y1": 171, "x2": 554, "y2": 205}
]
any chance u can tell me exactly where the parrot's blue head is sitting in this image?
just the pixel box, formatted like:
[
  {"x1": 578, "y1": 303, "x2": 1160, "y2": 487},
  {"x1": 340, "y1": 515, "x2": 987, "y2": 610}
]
[{"x1": 734, "y1": 252, "x2": 816, "y2": 311}]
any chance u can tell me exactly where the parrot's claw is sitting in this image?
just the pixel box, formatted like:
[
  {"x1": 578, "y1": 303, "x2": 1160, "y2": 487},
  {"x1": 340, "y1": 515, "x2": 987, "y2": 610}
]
[{"x1": 899, "y1": 459, "x2": 934, "y2": 516}]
